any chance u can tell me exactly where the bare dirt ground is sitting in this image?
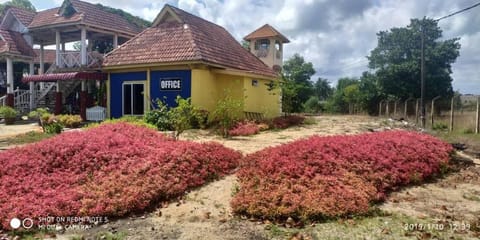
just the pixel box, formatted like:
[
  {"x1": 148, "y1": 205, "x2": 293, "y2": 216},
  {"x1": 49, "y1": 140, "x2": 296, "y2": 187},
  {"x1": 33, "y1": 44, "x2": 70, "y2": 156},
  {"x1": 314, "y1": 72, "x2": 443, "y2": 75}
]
[{"x1": 27, "y1": 116, "x2": 480, "y2": 239}]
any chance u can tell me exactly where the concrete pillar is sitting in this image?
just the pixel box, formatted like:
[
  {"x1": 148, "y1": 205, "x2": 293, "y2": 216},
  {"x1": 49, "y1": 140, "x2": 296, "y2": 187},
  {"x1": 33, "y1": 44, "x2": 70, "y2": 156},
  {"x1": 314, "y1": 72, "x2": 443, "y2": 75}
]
[
  {"x1": 39, "y1": 44, "x2": 45, "y2": 74},
  {"x1": 81, "y1": 27, "x2": 87, "y2": 65},
  {"x1": 55, "y1": 81, "x2": 62, "y2": 114},
  {"x1": 5, "y1": 57, "x2": 14, "y2": 107},
  {"x1": 80, "y1": 80, "x2": 87, "y2": 121},
  {"x1": 113, "y1": 34, "x2": 118, "y2": 49},
  {"x1": 55, "y1": 30, "x2": 61, "y2": 66},
  {"x1": 62, "y1": 42, "x2": 66, "y2": 52},
  {"x1": 29, "y1": 61, "x2": 35, "y2": 110}
]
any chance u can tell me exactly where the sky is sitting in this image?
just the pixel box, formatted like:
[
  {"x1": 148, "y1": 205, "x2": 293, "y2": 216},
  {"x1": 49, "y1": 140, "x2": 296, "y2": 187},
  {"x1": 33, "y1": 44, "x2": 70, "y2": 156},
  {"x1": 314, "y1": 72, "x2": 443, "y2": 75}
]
[{"x1": 6, "y1": 0, "x2": 480, "y2": 94}]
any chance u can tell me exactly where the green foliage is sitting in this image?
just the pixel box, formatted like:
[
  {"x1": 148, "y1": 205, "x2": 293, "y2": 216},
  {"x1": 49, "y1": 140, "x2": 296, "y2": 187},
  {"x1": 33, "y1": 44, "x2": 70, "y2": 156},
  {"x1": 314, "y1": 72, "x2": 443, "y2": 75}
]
[
  {"x1": 28, "y1": 108, "x2": 49, "y2": 119},
  {"x1": 302, "y1": 96, "x2": 323, "y2": 113},
  {"x1": 314, "y1": 78, "x2": 333, "y2": 101},
  {"x1": 85, "y1": 116, "x2": 156, "y2": 130},
  {"x1": 241, "y1": 40, "x2": 250, "y2": 50},
  {"x1": 169, "y1": 97, "x2": 198, "y2": 139},
  {"x1": 3, "y1": 131, "x2": 53, "y2": 145},
  {"x1": 43, "y1": 121, "x2": 63, "y2": 134},
  {"x1": 210, "y1": 91, "x2": 244, "y2": 138},
  {"x1": 325, "y1": 77, "x2": 359, "y2": 113},
  {"x1": 57, "y1": 114, "x2": 82, "y2": 128},
  {"x1": 0, "y1": 0, "x2": 36, "y2": 13},
  {"x1": 368, "y1": 18, "x2": 460, "y2": 100},
  {"x1": 282, "y1": 54, "x2": 316, "y2": 112},
  {"x1": 432, "y1": 122, "x2": 448, "y2": 131},
  {"x1": 0, "y1": 106, "x2": 17, "y2": 118},
  {"x1": 144, "y1": 99, "x2": 173, "y2": 131},
  {"x1": 95, "y1": 3, "x2": 151, "y2": 29}
]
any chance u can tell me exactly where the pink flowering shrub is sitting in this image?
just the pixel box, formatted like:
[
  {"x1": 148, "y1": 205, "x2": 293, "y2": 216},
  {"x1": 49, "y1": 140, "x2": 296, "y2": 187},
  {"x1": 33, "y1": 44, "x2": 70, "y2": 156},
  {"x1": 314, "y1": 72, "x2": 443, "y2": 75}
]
[
  {"x1": 271, "y1": 115, "x2": 305, "y2": 129},
  {"x1": 0, "y1": 123, "x2": 241, "y2": 230},
  {"x1": 228, "y1": 121, "x2": 260, "y2": 136},
  {"x1": 231, "y1": 131, "x2": 453, "y2": 222}
]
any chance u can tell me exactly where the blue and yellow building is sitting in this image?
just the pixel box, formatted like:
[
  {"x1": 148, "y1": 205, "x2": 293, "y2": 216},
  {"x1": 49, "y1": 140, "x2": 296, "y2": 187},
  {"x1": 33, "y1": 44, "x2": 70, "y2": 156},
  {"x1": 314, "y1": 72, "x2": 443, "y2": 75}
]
[{"x1": 103, "y1": 5, "x2": 289, "y2": 119}]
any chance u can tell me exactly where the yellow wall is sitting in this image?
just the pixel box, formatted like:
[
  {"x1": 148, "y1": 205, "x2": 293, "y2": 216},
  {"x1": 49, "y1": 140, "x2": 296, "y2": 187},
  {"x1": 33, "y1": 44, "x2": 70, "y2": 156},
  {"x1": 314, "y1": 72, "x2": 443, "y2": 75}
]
[
  {"x1": 194, "y1": 72, "x2": 281, "y2": 118},
  {"x1": 243, "y1": 77, "x2": 281, "y2": 118},
  {"x1": 191, "y1": 69, "x2": 217, "y2": 111}
]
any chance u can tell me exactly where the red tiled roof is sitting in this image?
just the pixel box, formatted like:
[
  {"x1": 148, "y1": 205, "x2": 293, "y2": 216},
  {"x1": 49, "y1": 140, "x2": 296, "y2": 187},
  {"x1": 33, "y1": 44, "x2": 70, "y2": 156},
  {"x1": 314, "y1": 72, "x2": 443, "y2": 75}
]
[
  {"x1": 28, "y1": 7, "x2": 82, "y2": 29},
  {"x1": 4, "y1": 6, "x2": 36, "y2": 26},
  {"x1": 103, "y1": 5, "x2": 277, "y2": 78},
  {"x1": 244, "y1": 24, "x2": 290, "y2": 43},
  {"x1": 33, "y1": 49, "x2": 56, "y2": 64},
  {"x1": 0, "y1": 29, "x2": 35, "y2": 57},
  {"x1": 29, "y1": 0, "x2": 142, "y2": 36},
  {"x1": 22, "y1": 72, "x2": 107, "y2": 83}
]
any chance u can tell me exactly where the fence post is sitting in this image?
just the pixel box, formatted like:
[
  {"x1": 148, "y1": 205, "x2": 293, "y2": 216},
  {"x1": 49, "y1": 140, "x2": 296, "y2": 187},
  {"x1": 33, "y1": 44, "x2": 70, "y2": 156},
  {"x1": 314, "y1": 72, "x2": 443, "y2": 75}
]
[
  {"x1": 449, "y1": 97, "x2": 455, "y2": 132},
  {"x1": 386, "y1": 100, "x2": 390, "y2": 117},
  {"x1": 404, "y1": 97, "x2": 413, "y2": 120},
  {"x1": 431, "y1": 96, "x2": 441, "y2": 128},
  {"x1": 476, "y1": 96, "x2": 479, "y2": 134},
  {"x1": 394, "y1": 100, "x2": 399, "y2": 117},
  {"x1": 415, "y1": 99, "x2": 420, "y2": 124},
  {"x1": 378, "y1": 100, "x2": 383, "y2": 117}
]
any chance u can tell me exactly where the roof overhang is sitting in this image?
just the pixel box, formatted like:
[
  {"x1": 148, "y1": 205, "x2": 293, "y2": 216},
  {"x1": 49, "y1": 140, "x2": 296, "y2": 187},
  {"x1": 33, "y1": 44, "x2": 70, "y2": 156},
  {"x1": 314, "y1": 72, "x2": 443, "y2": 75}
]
[{"x1": 22, "y1": 72, "x2": 107, "y2": 83}]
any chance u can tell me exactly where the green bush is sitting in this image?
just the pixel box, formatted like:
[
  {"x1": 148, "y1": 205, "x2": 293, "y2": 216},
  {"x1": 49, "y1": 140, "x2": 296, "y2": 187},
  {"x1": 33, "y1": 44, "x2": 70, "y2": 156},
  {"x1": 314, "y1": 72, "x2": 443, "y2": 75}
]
[
  {"x1": 57, "y1": 114, "x2": 82, "y2": 128},
  {"x1": 170, "y1": 97, "x2": 199, "y2": 139},
  {"x1": 209, "y1": 92, "x2": 244, "y2": 138},
  {"x1": 302, "y1": 96, "x2": 324, "y2": 113},
  {"x1": 44, "y1": 121, "x2": 63, "y2": 134},
  {"x1": 85, "y1": 116, "x2": 156, "y2": 130},
  {"x1": 28, "y1": 108, "x2": 49, "y2": 119},
  {"x1": 432, "y1": 122, "x2": 448, "y2": 131},
  {"x1": 144, "y1": 99, "x2": 173, "y2": 131},
  {"x1": 0, "y1": 106, "x2": 17, "y2": 119}
]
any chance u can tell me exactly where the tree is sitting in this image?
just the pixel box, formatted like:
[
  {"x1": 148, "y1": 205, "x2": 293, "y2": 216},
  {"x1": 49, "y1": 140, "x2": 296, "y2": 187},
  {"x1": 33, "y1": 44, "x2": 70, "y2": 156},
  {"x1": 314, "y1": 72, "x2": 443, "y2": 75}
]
[
  {"x1": 313, "y1": 78, "x2": 333, "y2": 101},
  {"x1": 282, "y1": 54, "x2": 316, "y2": 112},
  {"x1": 325, "y1": 77, "x2": 359, "y2": 113},
  {"x1": 357, "y1": 71, "x2": 383, "y2": 115},
  {"x1": 368, "y1": 18, "x2": 460, "y2": 101},
  {"x1": 0, "y1": 0, "x2": 36, "y2": 13}
]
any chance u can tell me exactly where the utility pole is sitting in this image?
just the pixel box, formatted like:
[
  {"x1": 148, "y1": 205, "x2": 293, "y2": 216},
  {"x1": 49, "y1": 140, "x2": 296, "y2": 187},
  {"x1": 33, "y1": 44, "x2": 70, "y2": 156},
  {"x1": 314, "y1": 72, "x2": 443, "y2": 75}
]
[{"x1": 420, "y1": 17, "x2": 426, "y2": 128}]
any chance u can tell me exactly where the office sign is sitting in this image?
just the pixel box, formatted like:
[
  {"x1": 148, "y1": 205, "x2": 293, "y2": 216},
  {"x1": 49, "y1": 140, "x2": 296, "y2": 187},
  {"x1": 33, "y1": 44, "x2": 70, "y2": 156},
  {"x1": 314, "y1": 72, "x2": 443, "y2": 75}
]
[{"x1": 160, "y1": 78, "x2": 182, "y2": 91}]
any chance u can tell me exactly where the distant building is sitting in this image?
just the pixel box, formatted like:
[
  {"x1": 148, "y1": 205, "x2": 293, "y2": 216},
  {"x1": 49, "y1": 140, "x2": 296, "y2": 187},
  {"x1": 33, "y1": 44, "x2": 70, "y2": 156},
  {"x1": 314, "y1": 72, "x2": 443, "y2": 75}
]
[{"x1": 244, "y1": 24, "x2": 290, "y2": 72}]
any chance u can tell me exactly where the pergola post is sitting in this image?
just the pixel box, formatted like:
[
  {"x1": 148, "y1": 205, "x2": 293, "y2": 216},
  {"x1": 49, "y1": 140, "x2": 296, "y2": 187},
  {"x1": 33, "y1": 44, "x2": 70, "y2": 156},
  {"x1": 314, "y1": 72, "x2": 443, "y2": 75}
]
[
  {"x1": 29, "y1": 61, "x2": 35, "y2": 110},
  {"x1": 5, "y1": 57, "x2": 14, "y2": 108},
  {"x1": 55, "y1": 30, "x2": 61, "y2": 67},
  {"x1": 39, "y1": 44, "x2": 45, "y2": 74},
  {"x1": 54, "y1": 81, "x2": 62, "y2": 115},
  {"x1": 81, "y1": 27, "x2": 87, "y2": 65},
  {"x1": 113, "y1": 33, "x2": 118, "y2": 48},
  {"x1": 80, "y1": 80, "x2": 87, "y2": 121}
]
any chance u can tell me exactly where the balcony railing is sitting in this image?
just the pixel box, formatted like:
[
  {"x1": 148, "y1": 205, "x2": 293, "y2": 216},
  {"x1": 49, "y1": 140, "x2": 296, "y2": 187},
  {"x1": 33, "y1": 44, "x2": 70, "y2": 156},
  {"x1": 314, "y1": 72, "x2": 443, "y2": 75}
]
[
  {"x1": 255, "y1": 48, "x2": 269, "y2": 58},
  {"x1": 58, "y1": 51, "x2": 103, "y2": 68}
]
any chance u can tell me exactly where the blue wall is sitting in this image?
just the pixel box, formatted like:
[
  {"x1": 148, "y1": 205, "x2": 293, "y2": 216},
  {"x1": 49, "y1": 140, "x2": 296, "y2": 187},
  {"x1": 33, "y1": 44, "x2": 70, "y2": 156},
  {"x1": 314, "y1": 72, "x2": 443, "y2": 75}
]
[
  {"x1": 110, "y1": 71, "x2": 147, "y2": 118},
  {"x1": 150, "y1": 70, "x2": 191, "y2": 107},
  {"x1": 109, "y1": 70, "x2": 191, "y2": 118}
]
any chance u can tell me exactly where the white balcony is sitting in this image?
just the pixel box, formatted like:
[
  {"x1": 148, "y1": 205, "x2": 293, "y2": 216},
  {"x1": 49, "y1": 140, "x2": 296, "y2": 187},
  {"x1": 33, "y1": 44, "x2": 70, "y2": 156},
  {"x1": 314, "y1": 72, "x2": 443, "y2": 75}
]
[{"x1": 58, "y1": 51, "x2": 103, "y2": 68}]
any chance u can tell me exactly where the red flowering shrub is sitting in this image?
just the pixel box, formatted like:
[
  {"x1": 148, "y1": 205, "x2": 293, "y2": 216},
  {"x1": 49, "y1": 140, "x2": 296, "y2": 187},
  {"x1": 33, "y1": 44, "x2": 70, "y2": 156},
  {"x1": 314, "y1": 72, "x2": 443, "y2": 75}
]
[
  {"x1": 228, "y1": 121, "x2": 260, "y2": 136},
  {"x1": 271, "y1": 115, "x2": 305, "y2": 129},
  {"x1": 0, "y1": 123, "x2": 241, "y2": 230},
  {"x1": 231, "y1": 131, "x2": 453, "y2": 222}
]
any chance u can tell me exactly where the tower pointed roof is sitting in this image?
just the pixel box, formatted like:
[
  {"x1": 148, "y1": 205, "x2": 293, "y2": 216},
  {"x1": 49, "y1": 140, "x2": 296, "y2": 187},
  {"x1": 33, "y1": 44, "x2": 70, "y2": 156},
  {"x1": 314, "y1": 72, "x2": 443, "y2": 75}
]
[{"x1": 244, "y1": 24, "x2": 289, "y2": 43}]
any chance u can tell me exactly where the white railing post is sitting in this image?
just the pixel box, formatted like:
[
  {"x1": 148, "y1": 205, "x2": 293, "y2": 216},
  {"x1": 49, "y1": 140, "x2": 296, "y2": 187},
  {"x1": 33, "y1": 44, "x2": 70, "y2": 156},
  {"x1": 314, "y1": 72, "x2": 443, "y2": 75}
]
[{"x1": 56, "y1": 30, "x2": 61, "y2": 67}]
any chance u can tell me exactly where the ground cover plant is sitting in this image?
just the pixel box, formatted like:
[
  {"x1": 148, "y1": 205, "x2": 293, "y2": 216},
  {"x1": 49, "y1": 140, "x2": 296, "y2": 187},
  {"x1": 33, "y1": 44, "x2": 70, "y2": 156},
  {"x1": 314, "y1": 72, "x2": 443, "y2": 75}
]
[
  {"x1": 0, "y1": 122, "x2": 241, "y2": 230},
  {"x1": 228, "y1": 121, "x2": 260, "y2": 136},
  {"x1": 271, "y1": 115, "x2": 305, "y2": 129},
  {"x1": 231, "y1": 130, "x2": 453, "y2": 222}
]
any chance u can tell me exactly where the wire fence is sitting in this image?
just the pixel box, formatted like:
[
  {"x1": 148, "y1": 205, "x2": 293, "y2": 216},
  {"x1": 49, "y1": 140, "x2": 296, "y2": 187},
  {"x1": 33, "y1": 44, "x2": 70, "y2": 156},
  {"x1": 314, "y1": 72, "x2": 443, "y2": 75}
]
[{"x1": 378, "y1": 96, "x2": 480, "y2": 134}]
